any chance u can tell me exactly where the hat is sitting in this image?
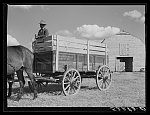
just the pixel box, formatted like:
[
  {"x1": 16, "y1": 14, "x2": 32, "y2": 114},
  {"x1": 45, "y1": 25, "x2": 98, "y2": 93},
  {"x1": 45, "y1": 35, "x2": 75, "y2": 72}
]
[{"x1": 39, "y1": 20, "x2": 47, "y2": 25}]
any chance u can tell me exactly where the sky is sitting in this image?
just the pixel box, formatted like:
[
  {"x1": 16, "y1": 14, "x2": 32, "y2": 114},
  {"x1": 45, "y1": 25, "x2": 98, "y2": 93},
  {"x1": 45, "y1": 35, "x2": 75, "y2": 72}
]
[{"x1": 7, "y1": 4, "x2": 145, "y2": 50}]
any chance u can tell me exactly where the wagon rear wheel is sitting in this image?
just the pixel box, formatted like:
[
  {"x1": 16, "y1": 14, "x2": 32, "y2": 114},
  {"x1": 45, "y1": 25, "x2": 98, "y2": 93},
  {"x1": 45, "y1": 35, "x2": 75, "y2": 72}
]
[
  {"x1": 96, "y1": 65, "x2": 112, "y2": 91},
  {"x1": 62, "y1": 69, "x2": 81, "y2": 96}
]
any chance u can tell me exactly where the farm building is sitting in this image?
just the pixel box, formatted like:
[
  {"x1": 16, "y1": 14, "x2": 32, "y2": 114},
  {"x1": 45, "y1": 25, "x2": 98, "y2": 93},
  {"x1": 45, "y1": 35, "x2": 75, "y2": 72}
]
[{"x1": 103, "y1": 31, "x2": 145, "y2": 72}]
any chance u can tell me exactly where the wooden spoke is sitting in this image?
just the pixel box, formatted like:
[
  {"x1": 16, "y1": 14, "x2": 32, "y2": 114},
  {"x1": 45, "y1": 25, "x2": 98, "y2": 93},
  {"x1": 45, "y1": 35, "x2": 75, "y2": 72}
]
[
  {"x1": 66, "y1": 73, "x2": 71, "y2": 81},
  {"x1": 97, "y1": 78, "x2": 103, "y2": 87},
  {"x1": 70, "y1": 70, "x2": 74, "y2": 77},
  {"x1": 63, "y1": 81, "x2": 70, "y2": 85},
  {"x1": 105, "y1": 68, "x2": 109, "y2": 75},
  {"x1": 102, "y1": 82, "x2": 107, "y2": 89},
  {"x1": 69, "y1": 85, "x2": 76, "y2": 95},
  {"x1": 72, "y1": 71, "x2": 77, "y2": 79},
  {"x1": 105, "y1": 79, "x2": 110, "y2": 86},
  {"x1": 64, "y1": 84, "x2": 70, "y2": 91},
  {"x1": 97, "y1": 74, "x2": 103, "y2": 80},
  {"x1": 72, "y1": 75, "x2": 80, "y2": 82},
  {"x1": 64, "y1": 76, "x2": 70, "y2": 82},
  {"x1": 73, "y1": 79, "x2": 80, "y2": 88},
  {"x1": 67, "y1": 87, "x2": 71, "y2": 94},
  {"x1": 101, "y1": 82, "x2": 105, "y2": 89}
]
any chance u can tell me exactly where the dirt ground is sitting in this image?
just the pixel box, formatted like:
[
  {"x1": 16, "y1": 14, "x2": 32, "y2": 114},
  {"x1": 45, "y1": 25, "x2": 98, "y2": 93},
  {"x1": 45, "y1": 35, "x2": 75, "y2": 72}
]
[{"x1": 7, "y1": 72, "x2": 145, "y2": 107}]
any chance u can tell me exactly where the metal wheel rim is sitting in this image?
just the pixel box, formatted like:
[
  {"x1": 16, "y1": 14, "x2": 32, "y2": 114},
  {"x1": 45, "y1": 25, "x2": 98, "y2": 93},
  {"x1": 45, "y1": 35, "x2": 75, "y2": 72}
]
[
  {"x1": 62, "y1": 69, "x2": 81, "y2": 96},
  {"x1": 96, "y1": 65, "x2": 112, "y2": 91}
]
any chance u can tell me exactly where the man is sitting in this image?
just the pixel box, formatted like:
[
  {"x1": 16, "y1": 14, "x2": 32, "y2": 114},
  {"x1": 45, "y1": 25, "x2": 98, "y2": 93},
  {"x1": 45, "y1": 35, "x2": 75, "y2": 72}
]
[{"x1": 36, "y1": 20, "x2": 49, "y2": 39}]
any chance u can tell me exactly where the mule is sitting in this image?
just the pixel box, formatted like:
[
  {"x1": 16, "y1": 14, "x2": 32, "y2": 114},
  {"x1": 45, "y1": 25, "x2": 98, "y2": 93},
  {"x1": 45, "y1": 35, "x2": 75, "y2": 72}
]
[{"x1": 7, "y1": 45, "x2": 37, "y2": 101}]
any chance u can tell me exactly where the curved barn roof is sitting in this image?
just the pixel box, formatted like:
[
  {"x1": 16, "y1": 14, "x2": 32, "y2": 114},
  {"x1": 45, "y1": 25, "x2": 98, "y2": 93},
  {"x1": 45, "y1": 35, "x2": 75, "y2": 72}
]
[{"x1": 103, "y1": 30, "x2": 144, "y2": 45}]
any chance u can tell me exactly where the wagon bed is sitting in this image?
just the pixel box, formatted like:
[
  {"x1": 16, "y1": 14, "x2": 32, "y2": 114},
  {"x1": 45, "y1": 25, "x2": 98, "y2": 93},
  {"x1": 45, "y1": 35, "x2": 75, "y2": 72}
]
[{"x1": 31, "y1": 35, "x2": 112, "y2": 95}]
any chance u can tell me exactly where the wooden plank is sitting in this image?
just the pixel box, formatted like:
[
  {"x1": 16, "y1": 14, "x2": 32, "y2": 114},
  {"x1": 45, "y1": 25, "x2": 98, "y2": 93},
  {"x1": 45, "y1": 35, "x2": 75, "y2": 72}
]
[
  {"x1": 34, "y1": 45, "x2": 106, "y2": 55},
  {"x1": 57, "y1": 35, "x2": 87, "y2": 45},
  {"x1": 57, "y1": 40, "x2": 87, "y2": 49},
  {"x1": 57, "y1": 39, "x2": 106, "y2": 48},
  {"x1": 33, "y1": 35, "x2": 106, "y2": 54},
  {"x1": 89, "y1": 40, "x2": 106, "y2": 47},
  {"x1": 33, "y1": 35, "x2": 55, "y2": 53},
  {"x1": 34, "y1": 43, "x2": 106, "y2": 54},
  {"x1": 57, "y1": 35, "x2": 106, "y2": 47},
  {"x1": 57, "y1": 46, "x2": 106, "y2": 55},
  {"x1": 58, "y1": 46, "x2": 86, "y2": 54},
  {"x1": 33, "y1": 46, "x2": 53, "y2": 53},
  {"x1": 34, "y1": 42, "x2": 52, "y2": 48},
  {"x1": 56, "y1": 40, "x2": 106, "y2": 52},
  {"x1": 43, "y1": 36, "x2": 53, "y2": 41},
  {"x1": 89, "y1": 46, "x2": 106, "y2": 52}
]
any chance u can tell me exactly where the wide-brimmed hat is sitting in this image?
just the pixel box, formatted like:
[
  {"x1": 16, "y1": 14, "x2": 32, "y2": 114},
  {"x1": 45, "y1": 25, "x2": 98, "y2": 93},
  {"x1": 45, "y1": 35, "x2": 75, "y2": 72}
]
[{"x1": 39, "y1": 20, "x2": 47, "y2": 25}]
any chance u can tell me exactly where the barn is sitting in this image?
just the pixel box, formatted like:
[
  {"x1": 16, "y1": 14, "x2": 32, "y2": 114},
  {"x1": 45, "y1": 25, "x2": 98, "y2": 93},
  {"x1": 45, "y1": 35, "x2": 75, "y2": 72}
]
[{"x1": 103, "y1": 31, "x2": 145, "y2": 72}]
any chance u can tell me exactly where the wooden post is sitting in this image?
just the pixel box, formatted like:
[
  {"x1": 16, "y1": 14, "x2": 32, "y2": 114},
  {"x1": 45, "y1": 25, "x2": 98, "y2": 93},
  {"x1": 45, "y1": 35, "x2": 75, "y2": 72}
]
[
  {"x1": 87, "y1": 40, "x2": 89, "y2": 71},
  {"x1": 76, "y1": 54, "x2": 78, "y2": 70},
  {"x1": 105, "y1": 44, "x2": 107, "y2": 65},
  {"x1": 55, "y1": 35, "x2": 59, "y2": 71},
  {"x1": 115, "y1": 57, "x2": 116, "y2": 72},
  {"x1": 52, "y1": 35, "x2": 54, "y2": 73},
  {"x1": 51, "y1": 35, "x2": 53, "y2": 50}
]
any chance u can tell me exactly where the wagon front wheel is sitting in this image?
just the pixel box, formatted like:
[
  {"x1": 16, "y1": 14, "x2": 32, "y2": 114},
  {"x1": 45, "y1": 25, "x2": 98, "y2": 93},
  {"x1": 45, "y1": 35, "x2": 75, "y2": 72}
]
[
  {"x1": 96, "y1": 65, "x2": 112, "y2": 91},
  {"x1": 62, "y1": 69, "x2": 81, "y2": 96}
]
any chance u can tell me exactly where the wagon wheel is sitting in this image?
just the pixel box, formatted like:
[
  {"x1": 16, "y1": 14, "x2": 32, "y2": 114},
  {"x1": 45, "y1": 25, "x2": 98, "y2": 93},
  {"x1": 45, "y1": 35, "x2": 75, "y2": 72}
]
[
  {"x1": 62, "y1": 69, "x2": 81, "y2": 96},
  {"x1": 96, "y1": 65, "x2": 112, "y2": 91}
]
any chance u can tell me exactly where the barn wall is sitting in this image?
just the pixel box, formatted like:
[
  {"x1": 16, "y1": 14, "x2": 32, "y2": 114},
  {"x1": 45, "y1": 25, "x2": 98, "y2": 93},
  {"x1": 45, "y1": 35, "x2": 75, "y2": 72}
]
[{"x1": 104, "y1": 33, "x2": 145, "y2": 72}]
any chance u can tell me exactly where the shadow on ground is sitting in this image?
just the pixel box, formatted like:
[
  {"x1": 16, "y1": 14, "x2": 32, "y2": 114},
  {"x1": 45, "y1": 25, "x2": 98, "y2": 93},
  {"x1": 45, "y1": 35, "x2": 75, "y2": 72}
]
[{"x1": 7, "y1": 83, "x2": 98, "y2": 99}]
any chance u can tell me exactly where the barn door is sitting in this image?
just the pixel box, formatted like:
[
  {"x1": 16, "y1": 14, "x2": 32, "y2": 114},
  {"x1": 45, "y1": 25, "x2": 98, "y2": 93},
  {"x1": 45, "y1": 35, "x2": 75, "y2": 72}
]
[
  {"x1": 116, "y1": 57, "x2": 133, "y2": 72},
  {"x1": 125, "y1": 57, "x2": 133, "y2": 72}
]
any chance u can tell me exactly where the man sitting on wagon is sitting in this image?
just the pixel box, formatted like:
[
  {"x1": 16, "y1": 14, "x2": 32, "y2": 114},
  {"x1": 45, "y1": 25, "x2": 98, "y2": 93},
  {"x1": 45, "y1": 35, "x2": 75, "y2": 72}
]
[{"x1": 35, "y1": 20, "x2": 49, "y2": 42}]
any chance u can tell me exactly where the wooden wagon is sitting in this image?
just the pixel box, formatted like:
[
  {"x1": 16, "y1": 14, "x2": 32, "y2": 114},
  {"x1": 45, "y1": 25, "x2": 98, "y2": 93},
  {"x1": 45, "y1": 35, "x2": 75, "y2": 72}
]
[{"x1": 31, "y1": 35, "x2": 112, "y2": 95}]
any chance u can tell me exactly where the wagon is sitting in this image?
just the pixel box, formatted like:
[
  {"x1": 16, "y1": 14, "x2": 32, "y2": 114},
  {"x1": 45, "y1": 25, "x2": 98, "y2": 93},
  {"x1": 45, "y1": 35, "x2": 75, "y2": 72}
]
[{"x1": 31, "y1": 35, "x2": 112, "y2": 96}]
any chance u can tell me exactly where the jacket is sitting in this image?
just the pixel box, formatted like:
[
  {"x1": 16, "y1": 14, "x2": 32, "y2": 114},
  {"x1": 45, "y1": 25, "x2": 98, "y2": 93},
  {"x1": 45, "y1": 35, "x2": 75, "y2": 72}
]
[{"x1": 37, "y1": 28, "x2": 49, "y2": 38}]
